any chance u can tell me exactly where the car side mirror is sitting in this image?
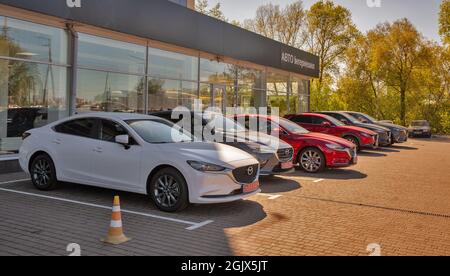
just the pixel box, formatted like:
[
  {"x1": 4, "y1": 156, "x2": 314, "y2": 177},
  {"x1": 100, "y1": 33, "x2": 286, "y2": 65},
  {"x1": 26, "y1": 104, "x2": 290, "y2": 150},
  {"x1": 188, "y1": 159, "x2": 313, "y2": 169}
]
[
  {"x1": 115, "y1": 135, "x2": 130, "y2": 149},
  {"x1": 341, "y1": 119, "x2": 348, "y2": 124},
  {"x1": 322, "y1": 122, "x2": 332, "y2": 128}
]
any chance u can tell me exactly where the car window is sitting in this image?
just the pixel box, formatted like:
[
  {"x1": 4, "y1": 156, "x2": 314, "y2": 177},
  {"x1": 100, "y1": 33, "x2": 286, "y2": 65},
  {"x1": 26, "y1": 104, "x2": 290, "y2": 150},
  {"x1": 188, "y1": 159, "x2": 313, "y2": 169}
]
[
  {"x1": 279, "y1": 118, "x2": 309, "y2": 134},
  {"x1": 126, "y1": 119, "x2": 193, "y2": 144},
  {"x1": 100, "y1": 119, "x2": 137, "y2": 145},
  {"x1": 54, "y1": 118, "x2": 97, "y2": 139},
  {"x1": 311, "y1": 116, "x2": 328, "y2": 125},
  {"x1": 290, "y1": 115, "x2": 312, "y2": 124}
]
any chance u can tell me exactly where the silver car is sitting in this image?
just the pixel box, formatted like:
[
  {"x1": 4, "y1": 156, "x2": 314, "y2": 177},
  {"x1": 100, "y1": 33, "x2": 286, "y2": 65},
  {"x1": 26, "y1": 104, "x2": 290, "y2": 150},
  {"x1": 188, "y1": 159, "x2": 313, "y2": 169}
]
[{"x1": 408, "y1": 120, "x2": 432, "y2": 138}]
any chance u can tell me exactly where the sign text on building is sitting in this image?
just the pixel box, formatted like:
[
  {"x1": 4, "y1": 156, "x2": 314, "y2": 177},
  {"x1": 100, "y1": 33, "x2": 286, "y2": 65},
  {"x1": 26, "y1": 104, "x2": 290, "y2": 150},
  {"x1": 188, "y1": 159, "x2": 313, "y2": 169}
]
[
  {"x1": 66, "y1": 0, "x2": 81, "y2": 8},
  {"x1": 281, "y1": 52, "x2": 316, "y2": 70}
]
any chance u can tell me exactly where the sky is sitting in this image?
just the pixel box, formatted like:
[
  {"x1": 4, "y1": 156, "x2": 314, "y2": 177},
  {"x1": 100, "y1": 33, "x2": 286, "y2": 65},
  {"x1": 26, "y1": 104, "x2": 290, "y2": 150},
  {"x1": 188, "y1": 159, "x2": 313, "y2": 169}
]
[{"x1": 207, "y1": 0, "x2": 443, "y2": 43}]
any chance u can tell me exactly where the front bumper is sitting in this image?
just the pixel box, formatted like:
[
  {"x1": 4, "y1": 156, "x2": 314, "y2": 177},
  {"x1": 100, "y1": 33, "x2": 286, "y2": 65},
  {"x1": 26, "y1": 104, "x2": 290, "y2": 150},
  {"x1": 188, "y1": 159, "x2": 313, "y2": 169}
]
[
  {"x1": 361, "y1": 134, "x2": 378, "y2": 149},
  {"x1": 187, "y1": 164, "x2": 261, "y2": 204},
  {"x1": 325, "y1": 148, "x2": 358, "y2": 168},
  {"x1": 259, "y1": 148, "x2": 295, "y2": 176},
  {"x1": 393, "y1": 130, "x2": 408, "y2": 143}
]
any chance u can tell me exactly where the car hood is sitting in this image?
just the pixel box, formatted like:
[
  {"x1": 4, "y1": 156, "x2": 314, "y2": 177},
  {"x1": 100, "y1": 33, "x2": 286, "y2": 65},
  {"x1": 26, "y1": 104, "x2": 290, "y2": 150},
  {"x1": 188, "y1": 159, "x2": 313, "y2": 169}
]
[
  {"x1": 300, "y1": 132, "x2": 355, "y2": 148},
  {"x1": 339, "y1": 125, "x2": 376, "y2": 135},
  {"x1": 157, "y1": 142, "x2": 256, "y2": 166},
  {"x1": 376, "y1": 122, "x2": 408, "y2": 131},
  {"x1": 355, "y1": 123, "x2": 390, "y2": 133},
  {"x1": 217, "y1": 130, "x2": 291, "y2": 151}
]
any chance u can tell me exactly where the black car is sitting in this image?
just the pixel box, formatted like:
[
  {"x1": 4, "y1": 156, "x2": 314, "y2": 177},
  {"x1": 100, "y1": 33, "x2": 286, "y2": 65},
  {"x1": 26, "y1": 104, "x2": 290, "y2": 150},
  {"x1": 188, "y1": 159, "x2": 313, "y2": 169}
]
[
  {"x1": 151, "y1": 110, "x2": 295, "y2": 176},
  {"x1": 318, "y1": 111, "x2": 392, "y2": 146},
  {"x1": 345, "y1": 112, "x2": 408, "y2": 144}
]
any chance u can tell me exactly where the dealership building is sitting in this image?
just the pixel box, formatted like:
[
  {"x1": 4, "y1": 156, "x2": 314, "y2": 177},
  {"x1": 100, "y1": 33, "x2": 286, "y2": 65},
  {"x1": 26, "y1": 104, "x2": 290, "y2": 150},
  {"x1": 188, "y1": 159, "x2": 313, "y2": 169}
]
[{"x1": 0, "y1": 0, "x2": 319, "y2": 169}]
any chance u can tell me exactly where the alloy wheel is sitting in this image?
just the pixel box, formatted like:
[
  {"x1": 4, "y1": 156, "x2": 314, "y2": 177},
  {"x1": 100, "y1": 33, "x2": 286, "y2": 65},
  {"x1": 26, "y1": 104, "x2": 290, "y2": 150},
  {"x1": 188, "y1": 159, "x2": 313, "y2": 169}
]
[
  {"x1": 300, "y1": 150, "x2": 322, "y2": 172},
  {"x1": 32, "y1": 159, "x2": 52, "y2": 187},
  {"x1": 154, "y1": 175, "x2": 181, "y2": 208}
]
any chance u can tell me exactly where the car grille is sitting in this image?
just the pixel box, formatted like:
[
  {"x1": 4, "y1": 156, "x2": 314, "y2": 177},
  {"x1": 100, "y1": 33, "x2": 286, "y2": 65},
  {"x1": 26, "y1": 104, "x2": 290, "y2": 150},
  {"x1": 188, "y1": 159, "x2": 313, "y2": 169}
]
[
  {"x1": 277, "y1": 148, "x2": 294, "y2": 162},
  {"x1": 232, "y1": 164, "x2": 259, "y2": 184}
]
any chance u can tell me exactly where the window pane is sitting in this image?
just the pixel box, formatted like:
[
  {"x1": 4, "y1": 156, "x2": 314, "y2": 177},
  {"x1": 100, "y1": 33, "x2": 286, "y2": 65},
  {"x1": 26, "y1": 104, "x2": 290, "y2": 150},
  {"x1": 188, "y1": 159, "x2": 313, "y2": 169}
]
[
  {"x1": 76, "y1": 69, "x2": 145, "y2": 113},
  {"x1": 0, "y1": 60, "x2": 68, "y2": 154},
  {"x1": 200, "y1": 59, "x2": 236, "y2": 84},
  {"x1": 100, "y1": 119, "x2": 127, "y2": 142},
  {"x1": 238, "y1": 67, "x2": 264, "y2": 90},
  {"x1": 78, "y1": 33, "x2": 146, "y2": 74},
  {"x1": 148, "y1": 78, "x2": 198, "y2": 112},
  {"x1": 267, "y1": 71, "x2": 288, "y2": 93},
  {"x1": 0, "y1": 17, "x2": 68, "y2": 65},
  {"x1": 268, "y1": 90, "x2": 288, "y2": 116},
  {"x1": 148, "y1": 48, "x2": 198, "y2": 81},
  {"x1": 55, "y1": 118, "x2": 97, "y2": 138}
]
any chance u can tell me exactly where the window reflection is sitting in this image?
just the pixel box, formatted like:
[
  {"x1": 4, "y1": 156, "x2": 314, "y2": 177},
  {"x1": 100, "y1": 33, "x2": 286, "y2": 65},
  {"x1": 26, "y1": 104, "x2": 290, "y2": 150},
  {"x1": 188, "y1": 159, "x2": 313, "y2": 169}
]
[
  {"x1": 0, "y1": 17, "x2": 68, "y2": 64},
  {"x1": 0, "y1": 17, "x2": 69, "y2": 155},
  {"x1": 148, "y1": 78, "x2": 198, "y2": 112},
  {"x1": 78, "y1": 33, "x2": 146, "y2": 75},
  {"x1": 0, "y1": 60, "x2": 68, "y2": 153},
  {"x1": 148, "y1": 48, "x2": 198, "y2": 81},
  {"x1": 76, "y1": 69, "x2": 144, "y2": 113}
]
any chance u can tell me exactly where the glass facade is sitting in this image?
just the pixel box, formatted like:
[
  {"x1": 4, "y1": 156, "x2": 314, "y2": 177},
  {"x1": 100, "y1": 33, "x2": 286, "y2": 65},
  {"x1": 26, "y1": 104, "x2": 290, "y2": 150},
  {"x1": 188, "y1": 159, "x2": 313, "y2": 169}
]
[
  {"x1": 0, "y1": 16, "x2": 69, "y2": 156},
  {"x1": 0, "y1": 15, "x2": 311, "y2": 157}
]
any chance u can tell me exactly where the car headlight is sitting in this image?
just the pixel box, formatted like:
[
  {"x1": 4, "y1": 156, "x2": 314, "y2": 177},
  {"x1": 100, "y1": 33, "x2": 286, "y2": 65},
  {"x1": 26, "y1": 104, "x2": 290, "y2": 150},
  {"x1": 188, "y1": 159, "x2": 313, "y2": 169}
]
[
  {"x1": 187, "y1": 161, "x2": 227, "y2": 172},
  {"x1": 361, "y1": 133, "x2": 372, "y2": 138},
  {"x1": 326, "y1": 144, "x2": 346, "y2": 151}
]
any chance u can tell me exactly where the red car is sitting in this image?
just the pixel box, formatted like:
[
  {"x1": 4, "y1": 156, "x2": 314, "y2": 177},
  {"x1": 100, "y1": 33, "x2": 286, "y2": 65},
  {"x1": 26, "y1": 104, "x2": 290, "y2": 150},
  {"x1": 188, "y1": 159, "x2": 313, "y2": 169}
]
[
  {"x1": 285, "y1": 113, "x2": 378, "y2": 151},
  {"x1": 234, "y1": 114, "x2": 358, "y2": 173}
]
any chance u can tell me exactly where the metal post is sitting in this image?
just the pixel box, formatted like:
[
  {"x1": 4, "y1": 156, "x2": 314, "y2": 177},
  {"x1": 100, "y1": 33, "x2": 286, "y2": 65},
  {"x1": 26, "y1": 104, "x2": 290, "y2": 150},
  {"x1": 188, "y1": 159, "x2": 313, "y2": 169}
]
[{"x1": 67, "y1": 23, "x2": 78, "y2": 116}]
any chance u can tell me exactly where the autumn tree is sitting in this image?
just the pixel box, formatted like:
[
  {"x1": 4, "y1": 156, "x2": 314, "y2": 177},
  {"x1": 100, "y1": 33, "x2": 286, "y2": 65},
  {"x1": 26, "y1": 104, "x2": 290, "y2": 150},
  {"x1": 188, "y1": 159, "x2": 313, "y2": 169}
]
[
  {"x1": 243, "y1": 1, "x2": 305, "y2": 47},
  {"x1": 439, "y1": 0, "x2": 450, "y2": 45},
  {"x1": 195, "y1": 0, "x2": 227, "y2": 21}
]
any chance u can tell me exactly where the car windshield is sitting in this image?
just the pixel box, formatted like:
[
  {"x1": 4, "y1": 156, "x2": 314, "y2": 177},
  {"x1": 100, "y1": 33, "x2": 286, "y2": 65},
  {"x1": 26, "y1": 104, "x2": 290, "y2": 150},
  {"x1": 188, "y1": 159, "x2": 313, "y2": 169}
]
[
  {"x1": 340, "y1": 113, "x2": 359, "y2": 124},
  {"x1": 278, "y1": 118, "x2": 309, "y2": 134},
  {"x1": 204, "y1": 113, "x2": 247, "y2": 133},
  {"x1": 357, "y1": 113, "x2": 377, "y2": 123},
  {"x1": 411, "y1": 121, "x2": 429, "y2": 127},
  {"x1": 324, "y1": 115, "x2": 345, "y2": 126},
  {"x1": 126, "y1": 119, "x2": 193, "y2": 144}
]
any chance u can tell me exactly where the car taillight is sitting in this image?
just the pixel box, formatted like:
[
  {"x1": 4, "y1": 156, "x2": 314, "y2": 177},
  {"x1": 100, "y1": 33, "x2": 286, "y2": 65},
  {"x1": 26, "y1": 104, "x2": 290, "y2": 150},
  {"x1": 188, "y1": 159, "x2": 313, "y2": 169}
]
[{"x1": 22, "y1": 132, "x2": 31, "y2": 140}]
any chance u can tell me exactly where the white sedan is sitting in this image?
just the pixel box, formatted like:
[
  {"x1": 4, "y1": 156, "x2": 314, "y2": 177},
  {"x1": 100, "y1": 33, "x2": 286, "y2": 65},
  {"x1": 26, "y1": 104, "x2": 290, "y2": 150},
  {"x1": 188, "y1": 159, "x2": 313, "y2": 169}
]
[{"x1": 19, "y1": 113, "x2": 261, "y2": 212}]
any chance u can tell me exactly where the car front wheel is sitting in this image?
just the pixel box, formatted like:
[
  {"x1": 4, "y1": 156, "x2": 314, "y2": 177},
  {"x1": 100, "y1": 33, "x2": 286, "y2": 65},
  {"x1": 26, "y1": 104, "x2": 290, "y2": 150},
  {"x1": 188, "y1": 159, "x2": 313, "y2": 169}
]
[
  {"x1": 299, "y1": 148, "x2": 326, "y2": 173},
  {"x1": 149, "y1": 168, "x2": 189, "y2": 212},
  {"x1": 344, "y1": 136, "x2": 360, "y2": 151},
  {"x1": 30, "y1": 154, "x2": 58, "y2": 191}
]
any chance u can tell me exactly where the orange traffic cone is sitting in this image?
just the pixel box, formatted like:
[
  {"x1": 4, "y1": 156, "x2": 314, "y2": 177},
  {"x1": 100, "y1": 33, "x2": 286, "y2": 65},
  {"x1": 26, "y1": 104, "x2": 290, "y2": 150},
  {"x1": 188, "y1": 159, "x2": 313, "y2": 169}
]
[{"x1": 102, "y1": 196, "x2": 131, "y2": 245}]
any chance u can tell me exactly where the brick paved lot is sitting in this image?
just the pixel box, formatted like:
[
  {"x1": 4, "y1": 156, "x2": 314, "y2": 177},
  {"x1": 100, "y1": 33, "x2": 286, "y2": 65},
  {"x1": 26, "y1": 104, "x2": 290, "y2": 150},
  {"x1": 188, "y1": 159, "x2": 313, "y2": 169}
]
[{"x1": 0, "y1": 138, "x2": 449, "y2": 256}]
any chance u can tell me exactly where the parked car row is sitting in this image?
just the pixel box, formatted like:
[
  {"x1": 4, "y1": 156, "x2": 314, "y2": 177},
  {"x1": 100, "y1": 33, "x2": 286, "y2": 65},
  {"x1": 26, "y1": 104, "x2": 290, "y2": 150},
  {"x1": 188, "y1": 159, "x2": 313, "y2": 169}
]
[{"x1": 17, "y1": 110, "x2": 417, "y2": 213}]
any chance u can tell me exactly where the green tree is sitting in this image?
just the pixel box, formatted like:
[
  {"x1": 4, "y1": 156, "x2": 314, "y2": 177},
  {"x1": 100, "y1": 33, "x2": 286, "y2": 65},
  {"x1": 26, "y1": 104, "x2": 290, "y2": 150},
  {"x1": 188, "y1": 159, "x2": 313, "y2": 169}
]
[
  {"x1": 439, "y1": 0, "x2": 450, "y2": 45},
  {"x1": 302, "y1": 0, "x2": 358, "y2": 113}
]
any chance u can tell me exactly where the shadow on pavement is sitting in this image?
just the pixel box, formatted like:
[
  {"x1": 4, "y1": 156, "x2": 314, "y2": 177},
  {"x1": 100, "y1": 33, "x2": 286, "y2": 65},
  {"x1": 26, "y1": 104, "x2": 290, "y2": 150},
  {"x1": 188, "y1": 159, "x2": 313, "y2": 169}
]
[
  {"x1": 259, "y1": 176, "x2": 302, "y2": 193},
  {"x1": 290, "y1": 168, "x2": 368, "y2": 180},
  {"x1": 358, "y1": 151, "x2": 387, "y2": 157},
  {"x1": 391, "y1": 145, "x2": 418, "y2": 150}
]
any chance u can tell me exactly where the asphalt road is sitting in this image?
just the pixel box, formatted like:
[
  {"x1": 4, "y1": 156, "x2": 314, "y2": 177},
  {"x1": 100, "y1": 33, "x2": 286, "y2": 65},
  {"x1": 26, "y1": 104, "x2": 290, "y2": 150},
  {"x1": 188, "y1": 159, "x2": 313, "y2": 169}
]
[{"x1": 0, "y1": 137, "x2": 449, "y2": 256}]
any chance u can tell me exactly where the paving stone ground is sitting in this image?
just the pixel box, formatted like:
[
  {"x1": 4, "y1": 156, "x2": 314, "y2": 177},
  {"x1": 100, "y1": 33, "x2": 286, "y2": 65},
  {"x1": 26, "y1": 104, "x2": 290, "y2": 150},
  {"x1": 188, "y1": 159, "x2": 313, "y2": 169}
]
[{"x1": 0, "y1": 137, "x2": 449, "y2": 256}]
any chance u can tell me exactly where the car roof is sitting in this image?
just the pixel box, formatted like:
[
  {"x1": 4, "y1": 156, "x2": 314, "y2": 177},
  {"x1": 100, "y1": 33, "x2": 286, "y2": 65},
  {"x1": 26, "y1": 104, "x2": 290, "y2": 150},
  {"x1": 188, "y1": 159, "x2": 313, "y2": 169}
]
[{"x1": 72, "y1": 112, "x2": 158, "y2": 121}]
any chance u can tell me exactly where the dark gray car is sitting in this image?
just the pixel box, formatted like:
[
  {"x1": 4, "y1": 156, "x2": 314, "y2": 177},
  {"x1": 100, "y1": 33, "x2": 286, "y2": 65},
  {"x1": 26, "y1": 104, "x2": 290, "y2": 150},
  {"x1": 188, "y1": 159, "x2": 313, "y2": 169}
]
[
  {"x1": 318, "y1": 111, "x2": 392, "y2": 146},
  {"x1": 345, "y1": 112, "x2": 408, "y2": 144},
  {"x1": 151, "y1": 111, "x2": 295, "y2": 176}
]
